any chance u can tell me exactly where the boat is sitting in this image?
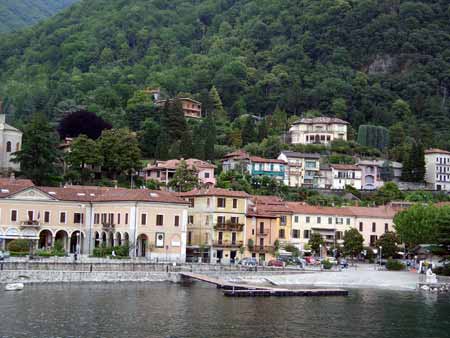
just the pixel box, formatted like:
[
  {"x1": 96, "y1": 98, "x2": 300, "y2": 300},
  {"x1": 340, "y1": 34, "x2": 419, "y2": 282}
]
[{"x1": 5, "y1": 283, "x2": 24, "y2": 291}]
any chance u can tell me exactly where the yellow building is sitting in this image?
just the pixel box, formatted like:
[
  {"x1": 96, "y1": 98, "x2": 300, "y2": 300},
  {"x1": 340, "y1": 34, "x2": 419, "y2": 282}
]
[
  {"x1": 0, "y1": 178, "x2": 188, "y2": 261},
  {"x1": 178, "y1": 188, "x2": 249, "y2": 263}
]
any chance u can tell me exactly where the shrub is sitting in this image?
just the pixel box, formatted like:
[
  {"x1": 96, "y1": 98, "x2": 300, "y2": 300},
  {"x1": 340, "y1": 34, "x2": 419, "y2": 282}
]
[
  {"x1": 36, "y1": 250, "x2": 53, "y2": 257},
  {"x1": 10, "y1": 251, "x2": 29, "y2": 257},
  {"x1": 7, "y1": 239, "x2": 30, "y2": 253},
  {"x1": 51, "y1": 240, "x2": 66, "y2": 256},
  {"x1": 322, "y1": 259, "x2": 332, "y2": 269},
  {"x1": 433, "y1": 264, "x2": 450, "y2": 276},
  {"x1": 386, "y1": 259, "x2": 405, "y2": 271}
]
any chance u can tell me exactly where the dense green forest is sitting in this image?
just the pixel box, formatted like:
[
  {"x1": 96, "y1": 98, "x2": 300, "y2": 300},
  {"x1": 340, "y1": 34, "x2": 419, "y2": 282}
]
[
  {"x1": 0, "y1": 0, "x2": 78, "y2": 32},
  {"x1": 1, "y1": 0, "x2": 450, "y2": 163}
]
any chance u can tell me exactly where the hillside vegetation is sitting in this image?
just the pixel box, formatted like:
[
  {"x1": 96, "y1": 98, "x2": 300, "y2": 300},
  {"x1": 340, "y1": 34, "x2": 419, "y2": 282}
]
[
  {"x1": 0, "y1": 0, "x2": 450, "y2": 154},
  {"x1": 0, "y1": 0, "x2": 78, "y2": 32}
]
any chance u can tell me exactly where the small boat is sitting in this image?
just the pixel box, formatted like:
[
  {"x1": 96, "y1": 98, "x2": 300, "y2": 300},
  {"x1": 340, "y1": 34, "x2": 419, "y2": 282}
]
[{"x1": 5, "y1": 283, "x2": 24, "y2": 291}]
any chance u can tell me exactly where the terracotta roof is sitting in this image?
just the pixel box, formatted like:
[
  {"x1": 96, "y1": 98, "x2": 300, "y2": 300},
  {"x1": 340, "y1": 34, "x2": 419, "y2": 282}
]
[
  {"x1": 178, "y1": 187, "x2": 250, "y2": 198},
  {"x1": 287, "y1": 202, "x2": 398, "y2": 218},
  {"x1": 250, "y1": 195, "x2": 284, "y2": 205},
  {"x1": 347, "y1": 206, "x2": 398, "y2": 219},
  {"x1": 222, "y1": 150, "x2": 249, "y2": 159},
  {"x1": 35, "y1": 186, "x2": 188, "y2": 204},
  {"x1": 0, "y1": 178, "x2": 35, "y2": 197},
  {"x1": 145, "y1": 158, "x2": 215, "y2": 171},
  {"x1": 330, "y1": 164, "x2": 361, "y2": 171},
  {"x1": 425, "y1": 148, "x2": 450, "y2": 155},
  {"x1": 279, "y1": 151, "x2": 321, "y2": 159},
  {"x1": 292, "y1": 117, "x2": 349, "y2": 125},
  {"x1": 249, "y1": 156, "x2": 286, "y2": 164}
]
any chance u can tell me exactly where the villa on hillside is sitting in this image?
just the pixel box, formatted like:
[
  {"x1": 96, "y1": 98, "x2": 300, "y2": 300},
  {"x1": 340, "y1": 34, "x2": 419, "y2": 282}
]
[
  {"x1": 289, "y1": 116, "x2": 348, "y2": 145},
  {"x1": 425, "y1": 148, "x2": 450, "y2": 191},
  {"x1": 0, "y1": 105, "x2": 22, "y2": 173},
  {"x1": 277, "y1": 151, "x2": 321, "y2": 188},
  {"x1": 357, "y1": 159, "x2": 403, "y2": 190},
  {"x1": 221, "y1": 150, "x2": 286, "y2": 182},
  {"x1": 155, "y1": 98, "x2": 202, "y2": 119},
  {"x1": 143, "y1": 159, "x2": 216, "y2": 187}
]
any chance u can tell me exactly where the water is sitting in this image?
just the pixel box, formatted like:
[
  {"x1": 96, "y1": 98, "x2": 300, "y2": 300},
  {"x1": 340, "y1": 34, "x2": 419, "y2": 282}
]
[{"x1": 0, "y1": 283, "x2": 449, "y2": 338}]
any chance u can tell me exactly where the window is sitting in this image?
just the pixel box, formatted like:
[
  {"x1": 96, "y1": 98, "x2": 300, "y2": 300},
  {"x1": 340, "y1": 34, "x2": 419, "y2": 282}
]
[
  {"x1": 359, "y1": 222, "x2": 363, "y2": 232},
  {"x1": 232, "y1": 199, "x2": 238, "y2": 208},
  {"x1": 141, "y1": 213, "x2": 147, "y2": 225},
  {"x1": 280, "y1": 215, "x2": 287, "y2": 225},
  {"x1": 335, "y1": 231, "x2": 343, "y2": 240},
  {"x1": 188, "y1": 215, "x2": 194, "y2": 224},
  {"x1": 6, "y1": 141, "x2": 11, "y2": 152},
  {"x1": 187, "y1": 232, "x2": 192, "y2": 245},
  {"x1": 231, "y1": 216, "x2": 239, "y2": 224},
  {"x1": 60, "y1": 212, "x2": 66, "y2": 224},
  {"x1": 74, "y1": 213, "x2": 83, "y2": 224},
  {"x1": 156, "y1": 214, "x2": 164, "y2": 226},
  {"x1": 205, "y1": 172, "x2": 210, "y2": 178},
  {"x1": 252, "y1": 229, "x2": 255, "y2": 235},
  {"x1": 27, "y1": 210, "x2": 34, "y2": 221},
  {"x1": 346, "y1": 218, "x2": 350, "y2": 225},
  {"x1": 101, "y1": 213, "x2": 107, "y2": 224},
  {"x1": 385, "y1": 223, "x2": 389, "y2": 232},
  {"x1": 217, "y1": 216, "x2": 225, "y2": 225},
  {"x1": 125, "y1": 213, "x2": 129, "y2": 225},
  {"x1": 306, "y1": 216, "x2": 310, "y2": 223},
  {"x1": 336, "y1": 218, "x2": 343, "y2": 224},
  {"x1": 108, "y1": 213, "x2": 114, "y2": 224},
  {"x1": 279, "y1": 229, "x2": 285, "y2": 239},
  {"x1": 94, "y1": 213, "x2": 100, "y2": 224},
  {"x1": 328, "y1": 217, "x2": 332, "y2": 224},
  {"x1": 372, "y1": 222, "x2": 376, "y2": 232},
  {"x1": 44, "y1": 211, "x2": 50, "y2": 223},
  {"x1": 303, "y1": 230, "x2": 310, "y2": 239},
  {"x1": 294, "y1": 215, "x2": 299, "y2": 223},
  {"x1": 174, "y1": 215, "x2": 180, "y2": 227},
  {"x1": 217, "y1": 198, "x2": 226, "y2": 208},
  {"x1": 188, "y1": 198, "x2": 195, "y2": 208},
  {"x1": 11, "y1": 210, "x2": 17, "y2": 222},
  {"x1": 370, "y1": 235, "x2": 378, "y2": 246},
  {"x1": 292, "y1": 229, "x2": 300, "y2": 238}
]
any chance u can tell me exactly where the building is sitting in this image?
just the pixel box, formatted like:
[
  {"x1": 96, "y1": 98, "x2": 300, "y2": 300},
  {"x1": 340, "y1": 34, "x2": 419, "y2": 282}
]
[
  {"x1": 155, "y1": 98, "x2": 202, "y2": 119},
  {"x1": 143, "y1": 159, "x2": 216, "y2": 187},
  {"x1": 246, "y1": 196, "x2": 292, "y2": 262},
  {"x1": 289, "y1": 117, "x2": 348, "y2": 145},
  {"x1": 0, "y1": 179, "x2": 188, "y2": 262},
  {"x1": 288, "y1": 203, "x2": 398, "y2": 249},
  {"x1": 357, "y1": 159, "x2": 403, "y2": 190},
  {"x1": 222, "y1": 150, "x2": 286, "y2": 182},
  {"x1": 277, "y1": 151, "x2": 321, "y2": 187},
  {"x1": 178, "y1": 188, "x2": 249, "y2": 263},
  {"x1": 425, "y1": 148, "x2": 450, "y2": 191},
  {"x1": 0, "y1": 112, "x2": 22, "y2": 173},
  {"x1": 329, "y1": 164, "x2": 362, "y2": 190}
]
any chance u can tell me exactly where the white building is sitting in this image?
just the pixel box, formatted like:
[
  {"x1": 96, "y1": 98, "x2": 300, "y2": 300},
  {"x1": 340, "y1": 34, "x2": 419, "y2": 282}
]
[
  {"x1": 425, "y1": 148, "x2": 450, "y2": 191},
  {"x1": 289, "y1": 117, "x2": 348, "y2": 145},
  {"x1": 330, "y1": 164, "x2": 362, "y2": 190},
  {"x1": 357, "y1": 159, "x2": 403, "y2": 190},
  {"x1": 277, "y1": 151, "x2": 321, "y2": 187},
  {"x1": 0, "y1": 114, "x2": 22, "y2": 173}
]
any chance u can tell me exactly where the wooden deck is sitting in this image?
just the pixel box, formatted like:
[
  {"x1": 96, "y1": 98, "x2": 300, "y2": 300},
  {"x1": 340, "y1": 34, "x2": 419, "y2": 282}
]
[{"x1": 180, "y1": 272, "x2": 348, "y2": 297}]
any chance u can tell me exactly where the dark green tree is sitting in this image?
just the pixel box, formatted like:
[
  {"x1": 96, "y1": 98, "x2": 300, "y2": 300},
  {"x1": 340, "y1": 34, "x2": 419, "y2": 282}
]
[
  {"x1": 343, "y1": 228, "x2": 364, "y2": 262},
  {"x1": 65, "y1": 134, "x2": 102, "y2": 184},
  {"x1": 203, "y1": 113, "x2": 216, "y2": 161},
  {"x1": 168, "y1": 160, "x2": 199, "y2": 192},
  {"x1": 139, "y1": 118, "x2": 160, "y2": 158},
  {"x1": 308, "y1": 232, "x2": 325, "y2": 254},
  {"x1": 375, "y1": 232, "x2": 400, "y2": 259},
  {"x1": 241, "y1": 116, "x2": 257, "y2": 145}
]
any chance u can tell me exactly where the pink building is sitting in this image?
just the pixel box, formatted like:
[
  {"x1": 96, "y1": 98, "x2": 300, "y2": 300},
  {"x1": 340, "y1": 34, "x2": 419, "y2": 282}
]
[{"x1": 144, "y1": 159, "x2": 216, "y2": 187}]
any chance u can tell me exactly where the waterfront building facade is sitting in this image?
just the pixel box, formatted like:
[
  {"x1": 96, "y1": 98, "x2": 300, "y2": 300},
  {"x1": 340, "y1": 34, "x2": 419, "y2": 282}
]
[
  {"x1": 424, "y1": 148, "x2": 450, "y2": 191},
  {"x1": 0, "y1": 179, "x2": 188, "y2": 261},
  {"x1": 277, "y1": 151, "x2": 321, "y2": 187},
  {"x1": 178, "y1": 188, "x2": 249, "y2": 263},
  {"x1": 289, "y1": 117, "x2": 348, "y2": 145},
  {"x1": 143, "y1": 158, "x2": 216, "y2": 187}
]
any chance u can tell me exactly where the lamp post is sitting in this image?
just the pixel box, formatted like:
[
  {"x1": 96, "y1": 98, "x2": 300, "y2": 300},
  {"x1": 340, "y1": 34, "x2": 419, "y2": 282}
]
[
  {"x1": 319, "y1": 244, "x2": 322, "y2": 260},
  {"x1": 379, "y1": 246, "x2": 382, "y2": 269}
]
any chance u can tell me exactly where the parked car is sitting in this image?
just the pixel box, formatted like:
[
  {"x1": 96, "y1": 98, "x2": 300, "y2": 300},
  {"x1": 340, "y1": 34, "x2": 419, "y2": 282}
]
[
  {"x1": 238, "y1": 258, "x2": 257, "y2": 266},
  {"x1": 268, "y1": 259, "x2": 284, "y2": 267},
  {"x1": 305, "y1": 256, "x2": 316, "y2": 265}
]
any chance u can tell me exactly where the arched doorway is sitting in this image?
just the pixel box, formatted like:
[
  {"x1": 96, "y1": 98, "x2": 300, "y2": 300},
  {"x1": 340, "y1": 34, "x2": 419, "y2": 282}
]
[
  {"x1": 39, "y1": 230, "x2": 53, "y2": 249},
  {"x1": 55, "y1": 230, "x2": 69, "y2": 252},
  {"x1": 101, "y1": 232, "x2": 107, "y2": 246},
  {"x1": 123, "y1": 232, "x2": 129, "y2": 246},
  {"x1": 116, "y1": 232, "x2": 122, "y2": 246},
  {"x1": 70, "y1": 231, "x2": 84, "y2": 254},
  {"x1": 136, "y1": 234, "x2": 148, "y2": 257},
  {"x1": 94, "y1": 231, "x2": 100, "y2": 248},
  {"x1": 108, "y1": 232, "x2": 114, "y2": 247}
]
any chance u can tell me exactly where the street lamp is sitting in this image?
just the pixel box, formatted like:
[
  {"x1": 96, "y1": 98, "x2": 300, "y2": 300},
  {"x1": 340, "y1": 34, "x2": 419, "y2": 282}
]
[
  {"x1": 319, "y1": 244, "x2": 322, "y2": 260},
  {"x1": 379, "y1": 246, "x2": 382, "y2": 268}
]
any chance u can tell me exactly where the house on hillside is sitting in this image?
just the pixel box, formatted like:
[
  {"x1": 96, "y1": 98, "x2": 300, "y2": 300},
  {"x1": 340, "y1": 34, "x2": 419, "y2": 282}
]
[
  {"x1": 289, "y1": 117, "x2": 348, "y2": 145},
  {"x1": 357, "y1": 159, "x2": 403, "y2": 190},
  {"x1": 155, "y1": 98, "x2": 202, "y2": 119},
  {"x1": 329, "y1": 164, "x2": 362, "y2": 190},
  {"x1": 424, "y1": 148, "x2": 450, "y2": 191},
  {"x1": 278, "y1": 151, "x2": 321, "y2": 188},
  {"x1": 0, "y1": 107, "x2": 22, "y2": 173}
]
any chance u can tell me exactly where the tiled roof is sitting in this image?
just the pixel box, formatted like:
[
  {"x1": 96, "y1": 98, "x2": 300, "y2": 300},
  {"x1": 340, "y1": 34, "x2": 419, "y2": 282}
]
[
  {"x1": 292, "y1": 117, "x2": 349, "y2": 125},
  {"x1": 425, "y1": 148, "x2": 450, "y2": 155},
  {"x1": 222, "y1": 149, "x2": 249, "y2": 159},
  {"x1": 287, "y1": 202, "x2": 398, "y2": 218},
  {"x1": 0, "y1": 178, "x2": 35, "y2": 197},
  {"x1": 249, "y1": 156, "x2": 286, "y2": 164},
  {"x1": 347, "y1": 206, "x2": 398, "y2": 219},
  {"x1": 178, "y1": 187, "x2": 250, "y2": 198},
  {"x1": 280, "y1": 151, "x2": 321, "y2": 159},
  {"x1": 145, "y1": 158, "x2": 215, "y2": 171},
  {"x1": 330, "y1": 164, "x2": 361, "y2": 171}
]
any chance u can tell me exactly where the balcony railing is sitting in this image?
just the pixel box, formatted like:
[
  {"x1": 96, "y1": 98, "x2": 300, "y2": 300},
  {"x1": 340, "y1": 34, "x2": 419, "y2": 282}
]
[
  {"x1": 213, "y1": 240, "x2": 243, "y2": 248},
  {"x1": 252, "y1": 245, "x2": 273, "y2": 253},
  {"x1": 214, "y1": 223, "x2": 244, "y2": 231},
  {"x1": 20, "y1": 220, "x2": 41, "y2": 228},
  {"x1": 256, "y1": 230, "x2": 269, "y2": 237}
]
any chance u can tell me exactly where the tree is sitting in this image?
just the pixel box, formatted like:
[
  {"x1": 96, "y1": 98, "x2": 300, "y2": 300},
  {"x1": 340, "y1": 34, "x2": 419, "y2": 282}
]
[
  {"x1": 308, "y1": 233, "x2": 324, "y2": 254},
  {"x1": 138, "y1": 118, "x2": 160, "y2": 158},
  {"x1": 168, "y1": 160, "x2": 199, "y2": 192},
  {"x1": 394, "y1": 204, "x2": 439, "y2": 248},
  {"x1": 375, "y1": 182, "x2": 404, "y2": 204},
  {"x1": 357, "y1": 125, "x2": 389, "y2": 151},
  {"x1": 65, "y1": 134, "x2": 102, "y2": 184},
  {"x1": 98, "y1": 128, "x2": 142, "y2": 180},
  {"x1": 343, "y1": 228, "x2": 364, "y2": 261},
  {"x1": 209, "y1": 86, "x2": 227, "y2": 123},
  {"x1": 401, "y1": 142, "x2": 425, "y2": 182},
  {"x1": 241, "y1": 116, "x2": 257, "y2": 145},
  {"x1": 379, "y1": 160, "x2": 394, "y2": 182},
  {"x1": 203, "y1": 113, "x2": 216, "y2": 161},
  {"x1": 436, "y1": 206, "x2": 450, "y2": 257},
  {"x1": 126, "y1": 90, "x2": 155, "y2": 131},
  {"x1": 375, "y1": 232, "x2": 400, "y2": 258},
  {"x1": 12, "y1": 113, "x2": 61, "y2": 185},
  {"x1": 58, "y1": 110, "x2": 112, "y2": 140}
]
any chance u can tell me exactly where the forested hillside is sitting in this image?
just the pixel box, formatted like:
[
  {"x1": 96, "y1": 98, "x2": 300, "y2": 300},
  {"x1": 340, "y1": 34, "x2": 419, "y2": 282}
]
[
  {"x1": 0, "y1": 0, "x2": 78, "y2": 32},
  {"x1": 1, "y1": 0, "x2": 450, "y2": 154}
]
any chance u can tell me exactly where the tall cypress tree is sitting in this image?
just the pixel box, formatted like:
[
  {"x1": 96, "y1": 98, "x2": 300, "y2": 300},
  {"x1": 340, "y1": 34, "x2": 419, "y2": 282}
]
[
  {"x1": 167, "y1": 99, "x2": 187, "y2": 140},
  {"x1": 203, "y1": 112, "x2": 216, "y2": 161}
]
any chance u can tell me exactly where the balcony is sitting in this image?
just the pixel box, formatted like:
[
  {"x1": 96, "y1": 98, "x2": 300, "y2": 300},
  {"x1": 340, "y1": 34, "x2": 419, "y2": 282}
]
[
  {"x1": 213, "y1": 240, "x2": 243, "y2": 248},
  {"x1": 214, "y1": 223, "x2": 244, "y2": 232},
  {"x1": 102, "y1": 222, "x2": 115, "y2": 231},
  {"x1": 256, "y1": 230, "x2": 269, "y2": 237},
  {"x1": 20, "y1": 220, "x2": 41, "y2": 228},
  {"x1": 252, "y1": 245, "x2": 273, "y2": 253}
]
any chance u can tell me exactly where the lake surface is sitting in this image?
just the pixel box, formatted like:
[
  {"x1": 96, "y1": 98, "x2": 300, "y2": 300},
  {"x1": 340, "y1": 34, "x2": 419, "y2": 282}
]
[{"x1": 0, "y1": 282, "x2": 449, "y2": 338}]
